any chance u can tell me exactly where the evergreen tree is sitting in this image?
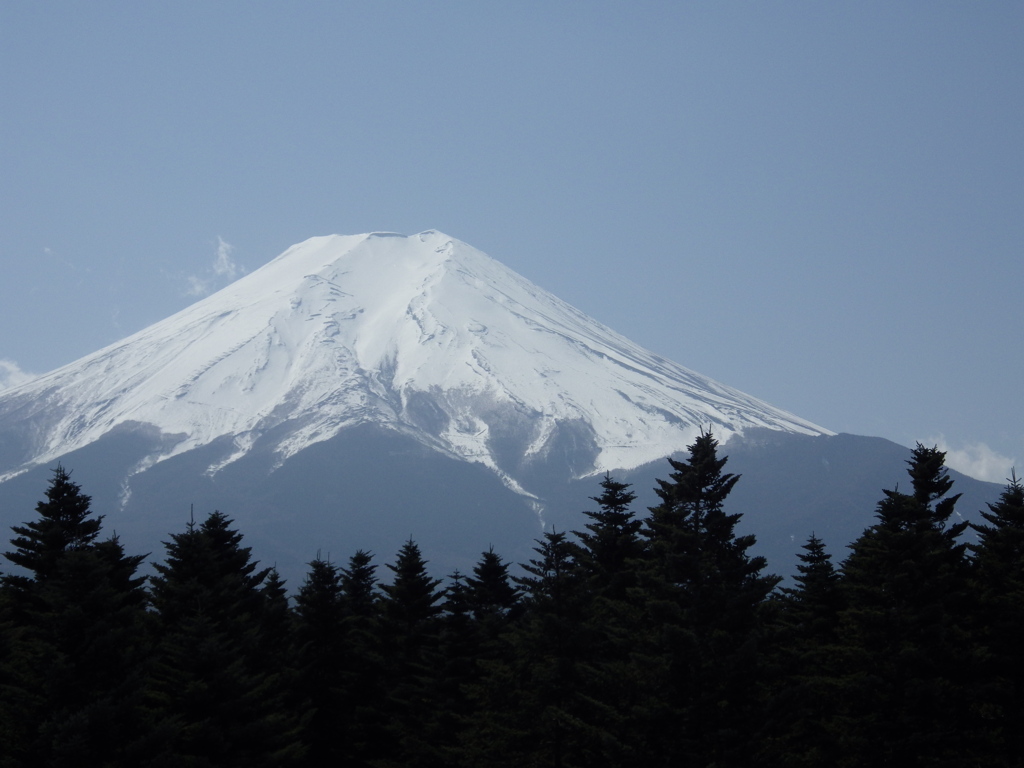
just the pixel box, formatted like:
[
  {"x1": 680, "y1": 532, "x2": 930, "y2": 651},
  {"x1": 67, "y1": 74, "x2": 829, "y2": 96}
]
[
  {"x1": 377, "y1": 540, "x2": 446, "y2": 767},
  {"x1": 149, "y1": 511, "x2": 271, "y2": 630},
  {"x1": 425, "y1": 551, "x2": 518, "y2": 766},
  {"x1": 340, "y1": 548, "x2": 379, "y2": 617},
  {"x1": 143, "y1": 511, "x2": 304, "y2": 767},
  {"x1": 293, "y1": 556, "x2": 346, "y2": 766},
  {"x1": 442, "y1": 569, "x2": 472, "y2": 633},
  {"x1": 36, "y1": 537, "x2": 151, "y2": 767},
  {"x1": 381, "y1": 540, "x2": 445, "y2": 634},
  {"x1": 574, "y1": 473, "x2": 643, "y2": 599},
  {"x1": 0, "y1": 468, "x2": 151, "y2": 768},
  {"x1": 637, "y1": 429, "x2": 779, "y2": 767},
  {"x1": 258, "y1": 566, "x2": 292, "y2": 652},
  {"x1": 970, "y1": 470, "x2": 1024, "y2": 764},
  {"x1": 431, "y1": 571, "x2": 478, "y2": 766},
  {"x1": 465, "y1": 545, "x2": 520, "y2": 631},
  {"x1": 835, "y1": 444, "x2": 978, "y2": 766},
  {"x1": 779, "y1": 534, "x2": 843, "y2": 640},
  {"x1": 0, "y1": 582, "x2": 37, "y2": 767},
  {"x1": 760, "y1": 534, "x2": 844, "y2": 767},
  {"x1": 257, "y1": 567, "x2": 299, "y2": 683},
  {"x1": 336, "y1": 549, "x2": 386, "y2": 767},
  {"x1": 3, "y1": 465, "x2": 102, "y2": 601},
  {"x1": 462, "y1": 530, "x2": 598, "y2": 768},
  {"x1": 569, "y1": 474, "x2": 646, "y2": 766}
]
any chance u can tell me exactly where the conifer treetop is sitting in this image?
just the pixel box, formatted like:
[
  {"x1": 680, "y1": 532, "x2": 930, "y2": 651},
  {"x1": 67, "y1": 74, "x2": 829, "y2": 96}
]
[{"x1": 4, "y1": 464, "x2": 103, "y2": 581}]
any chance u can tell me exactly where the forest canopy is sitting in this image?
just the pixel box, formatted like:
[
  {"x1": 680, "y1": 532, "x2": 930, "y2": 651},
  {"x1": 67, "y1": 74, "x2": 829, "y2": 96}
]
[{"x1": 1, "y1": 434, "x2": 1021, "y2": 767}]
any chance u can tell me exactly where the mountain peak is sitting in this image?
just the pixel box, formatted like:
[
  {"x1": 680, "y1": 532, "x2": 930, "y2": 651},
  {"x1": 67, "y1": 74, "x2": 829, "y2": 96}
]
[{"x1": 0, "y1": 232, "x2": 830, "y2": 493}]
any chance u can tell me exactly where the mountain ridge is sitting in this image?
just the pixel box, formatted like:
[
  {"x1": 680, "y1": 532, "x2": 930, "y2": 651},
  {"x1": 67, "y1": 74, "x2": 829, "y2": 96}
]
[
  {"x1": 0, "y1": 230, "x2": 1002, "y2": 584},
  {"x1": 0, "y1": 230, "x2": 828, "y2": 497}
]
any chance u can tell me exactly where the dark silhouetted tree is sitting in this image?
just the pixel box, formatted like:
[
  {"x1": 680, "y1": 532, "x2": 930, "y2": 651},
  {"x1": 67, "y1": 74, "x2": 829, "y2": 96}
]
[
  {"x1": 3, "y1": 465, "x2": 102, "y2": 601},
  {"x1": 335, "y1": 549, "x2": 386, "y2": 766},
  {"x1": 970, "y1": 469, "x2": 1024, "y2": 764},
  {"x1": 293, "y1": 556, "x2": 346, "y2": 766},
  {"x1": 835, "y1": 444, "x2": 978, "y2": 766},
  {"x1": 462, "y1": 529, "x2": 598, "y2": 767},
  {"x1": 465, "y1": 545, "x2": 519, "y2": 630},
  {"x1": 569, "y1": 475, "x2": 647, "y2": 766},
  {"x1": 143, "y1": 511, "x2": 304, "y2": 767},
  {"x1": 575, "y1": 473, "x2": 643, "y2": 598},
  {"x1": 1, "y1": 468, "x2": 150, "y2": 768},
  {"x1": 377, "y1": 540, "x2": 445, "y2": 767},
  {"x1": 760, "y1": 534, "x2": 844, "y2": 767},
  {"x1": 636, "y1": 429, "x2": 779, "y2": 767}
]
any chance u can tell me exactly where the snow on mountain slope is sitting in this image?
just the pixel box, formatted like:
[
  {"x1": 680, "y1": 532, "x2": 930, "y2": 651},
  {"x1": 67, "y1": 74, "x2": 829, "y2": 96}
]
[{"x1": 0, "y1": 231, "x2": 830, "y2": 490}]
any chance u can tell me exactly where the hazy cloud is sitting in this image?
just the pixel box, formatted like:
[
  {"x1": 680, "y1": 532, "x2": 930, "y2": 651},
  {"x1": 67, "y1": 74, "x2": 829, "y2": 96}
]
[
  {"x1": 928, "y1": 435, "x2": 1017, "y2": 484},
  {"x1": 0, "y1": 359, "x2": 37, "y2": 391},
  {"x1": 185, "y1": 274, "x2": 210, "y2": 297},
  {"x1": 186, "y1": 237, "x2": 245, "y2": 297},
  {"x1": 212, "y1": 237, "x2": 241, "y2": 280}
]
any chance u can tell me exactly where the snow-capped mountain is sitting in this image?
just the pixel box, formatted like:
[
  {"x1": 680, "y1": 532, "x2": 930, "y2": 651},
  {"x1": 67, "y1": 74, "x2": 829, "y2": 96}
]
[
  {"x1": 0, "y1": 230, "x2": 827, "y2": 494},
  {"x1": 0, "y1": 231, "x2": 1002, "y2": 584}
]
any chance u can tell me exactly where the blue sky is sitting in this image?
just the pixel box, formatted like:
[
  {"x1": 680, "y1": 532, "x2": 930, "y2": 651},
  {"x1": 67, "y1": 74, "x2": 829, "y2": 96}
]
[{"x1": 1, "y1": 2, "x2": 1021, "y2": 481}]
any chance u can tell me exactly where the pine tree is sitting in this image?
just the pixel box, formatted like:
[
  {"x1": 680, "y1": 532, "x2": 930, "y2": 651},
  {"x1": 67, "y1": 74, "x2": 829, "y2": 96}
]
[
  {"x1": 293, "y1": 556, "x2": 346, "y2": 766},
  {"x1": 256, "y1": 567, "x2": 294, "y2": 668},
  {"x1": 3, "y1": 465, "x2": 102, "y2": 600},
  {"x1": 760, "y1": 534, "x2": 844, "y2": 767},
  {"x1": 377, "y1": 540, "x2": 446, "y2": 767},
  {"x1": 465, "y1": 545, "x2": 520, "y2": 629},
  {"x1": 637, "y1": 429, "x2": 779, "y2": 767},
  {"x1": 381, "y1": 540, "x2": 445, "y2": 634},
  {"x1": 780, "y1": 534, "x2": 843, "y2": 638},
  {"x1": 418, "y1": 550, "x2": 518, "y2": 766},
  {"x1": 336, "y1": 549, "x2": 386, "y2": 767},
  {"x1": 835, "y1": 444, "x2": 977, "y2": 766},
  {"x1": 0, "y1": 579, "x2": 42, "y2": 768},
  {"x1": 970, "y1": 470, "x2": 1024, "y2": 764},
  {"x1": 574, "y1": 473, "x2": 643, "y2": 599},
  {"x1": 462, "y1": 530, "x2": 598, "y2": 768},
  {"x1": 143, "y1": 511, "x2": 304, "y2": 767},
  {"x1": 0, "y1": 468, "x2": 151, "y2": 767},
  {"x1": 340, "y1": 548, "x2": 379, "y2": 617},
  {"x1": 570, "y1": 474, "x2": 646, "y2": 766},
  {"x1": 432, "y1": 571, "x2": 478, "y2": 766}
]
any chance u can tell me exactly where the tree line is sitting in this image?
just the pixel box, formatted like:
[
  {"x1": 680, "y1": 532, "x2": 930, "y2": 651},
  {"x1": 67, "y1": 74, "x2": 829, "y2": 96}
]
[{"x1": 1, "y1": 430, "x2": 1023, "y2": 767}]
